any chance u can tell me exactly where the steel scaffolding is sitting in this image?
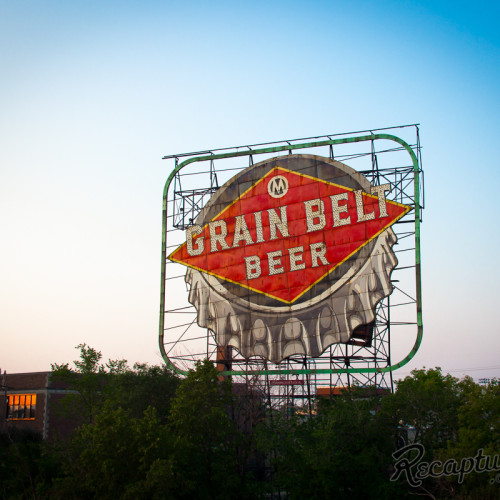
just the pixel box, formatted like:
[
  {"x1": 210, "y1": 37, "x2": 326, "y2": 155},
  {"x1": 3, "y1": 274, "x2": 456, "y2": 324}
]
[{"x1": 160, "y1": 124, "x2": 424, "y2": 410}]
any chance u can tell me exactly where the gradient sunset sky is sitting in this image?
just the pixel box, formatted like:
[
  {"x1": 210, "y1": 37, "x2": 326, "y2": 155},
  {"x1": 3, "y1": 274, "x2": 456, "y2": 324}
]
[{"x1": 1, "y1": 0, "x2": 499, "y2": 380}]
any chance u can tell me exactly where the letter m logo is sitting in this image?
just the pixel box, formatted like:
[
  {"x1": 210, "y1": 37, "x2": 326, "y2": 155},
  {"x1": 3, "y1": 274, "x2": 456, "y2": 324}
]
[{"x1": 268, "y1": 175, "x2": 289, "y2": 198}]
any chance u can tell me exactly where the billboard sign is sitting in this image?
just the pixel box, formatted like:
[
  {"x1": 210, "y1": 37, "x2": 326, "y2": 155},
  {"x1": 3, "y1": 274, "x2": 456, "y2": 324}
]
[{"x1": 169, "y1": 154, "x2": 410, "y2": 363}]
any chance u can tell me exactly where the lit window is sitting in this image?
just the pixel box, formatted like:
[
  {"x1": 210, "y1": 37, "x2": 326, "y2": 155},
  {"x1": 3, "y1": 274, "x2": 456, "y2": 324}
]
[{"x1": 6, "y1": 394, "x2": 37, "y2": 420}]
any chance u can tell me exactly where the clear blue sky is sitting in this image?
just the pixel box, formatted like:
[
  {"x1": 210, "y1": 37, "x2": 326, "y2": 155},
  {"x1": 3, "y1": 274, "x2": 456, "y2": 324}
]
[{"x1": 1, "y1": 0, "x2": 499, "y2": 380}]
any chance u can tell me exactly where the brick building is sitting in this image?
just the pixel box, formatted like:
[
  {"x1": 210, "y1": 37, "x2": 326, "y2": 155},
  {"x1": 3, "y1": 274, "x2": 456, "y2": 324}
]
[{"x1": 0, "y1": 371, "x2": 79, "y2": 440}]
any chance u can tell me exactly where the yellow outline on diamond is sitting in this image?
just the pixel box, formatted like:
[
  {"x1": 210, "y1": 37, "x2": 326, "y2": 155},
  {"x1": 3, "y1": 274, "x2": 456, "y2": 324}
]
[{"x1": 168, "y1": 166, "x2": 411, "y2": 304}]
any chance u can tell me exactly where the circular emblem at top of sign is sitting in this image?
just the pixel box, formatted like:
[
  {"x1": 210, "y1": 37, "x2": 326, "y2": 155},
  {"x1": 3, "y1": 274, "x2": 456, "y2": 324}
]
[
  {"x1": 169, "y1": 154, "x2": 411, "y2": 363},
  {"x1": 267, "y1": 175, "x2": 289, "y2": 198}
]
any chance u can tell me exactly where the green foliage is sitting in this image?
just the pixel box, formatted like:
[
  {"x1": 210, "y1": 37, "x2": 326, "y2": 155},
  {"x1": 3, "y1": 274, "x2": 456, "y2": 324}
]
[
  {"x1": 167, "y1": 360, "x2": 248, "y2": 499},
  {"x1": 50, "y1": 344, "x2": 179, "y2": 426},
  {"x1": 454, "y1": 377, "x2": 500, "y2": 456},
  {"x1": 72, "y1": 343, "x2": 105, "y2": 374},
  {"x1": 257, "y1": 388, "x2": 407, "y2": 499},
  {"x1": 46, "y1": 355, "x2": 253, "y2": 499},
  {"x1": 106, "y1": 363, "x2": 180, "y2": 422},
  {"x1": 381, "y1": 368, "x2": 462, "y2": 453},
  {"x1": 0, "y1": 428, "x2": 58, "y2": 500},
  {"x1": 51, "y1": 404, "x2": 172, "y2": 499},
  {"x1": 50, "y1": 343, "x2": 112, "y2": 425},
  {"x1": 6, "y1": 347, "x2": 499, "y2": 499},
  {"x1": 438, "y1": 378, "x2": 500, "y2": 498}
]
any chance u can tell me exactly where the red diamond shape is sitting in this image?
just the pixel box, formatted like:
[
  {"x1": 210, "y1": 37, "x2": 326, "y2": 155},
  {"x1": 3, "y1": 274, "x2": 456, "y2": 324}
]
[{"x1": 169, "y1": 167, "x2": 410, "y2": 303}]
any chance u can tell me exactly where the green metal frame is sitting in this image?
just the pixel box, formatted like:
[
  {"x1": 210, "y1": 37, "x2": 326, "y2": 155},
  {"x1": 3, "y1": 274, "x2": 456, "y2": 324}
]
[{"x1": 159, "y1": 133, "x2": 423, "y2": 377}]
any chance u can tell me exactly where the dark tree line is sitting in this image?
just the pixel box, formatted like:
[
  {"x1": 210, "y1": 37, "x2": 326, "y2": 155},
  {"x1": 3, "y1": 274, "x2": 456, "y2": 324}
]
[{"x1": 1, "y1": 345, "x2": 498, "y2": 499}]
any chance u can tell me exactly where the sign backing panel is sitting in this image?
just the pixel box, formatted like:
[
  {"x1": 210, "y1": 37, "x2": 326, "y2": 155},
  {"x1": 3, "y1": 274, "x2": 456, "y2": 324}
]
[{"x1": 159, "y1": 128, "x2": 423, "y2": 379}]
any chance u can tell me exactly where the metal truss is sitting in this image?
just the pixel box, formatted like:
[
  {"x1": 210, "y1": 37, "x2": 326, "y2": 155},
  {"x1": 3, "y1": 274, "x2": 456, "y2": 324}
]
[
  {"x1": 172, "y1": 159, "x2": 219, "y2": 230},
  {"x1": 160, "y1": 124, "x2": 423, "y2": 409}
]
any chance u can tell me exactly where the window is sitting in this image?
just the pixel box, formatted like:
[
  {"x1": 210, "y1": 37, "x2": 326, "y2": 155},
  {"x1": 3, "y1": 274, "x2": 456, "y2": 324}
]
[{"x1": 6, "y1": 394, "x2": 37, "y2": 420}]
